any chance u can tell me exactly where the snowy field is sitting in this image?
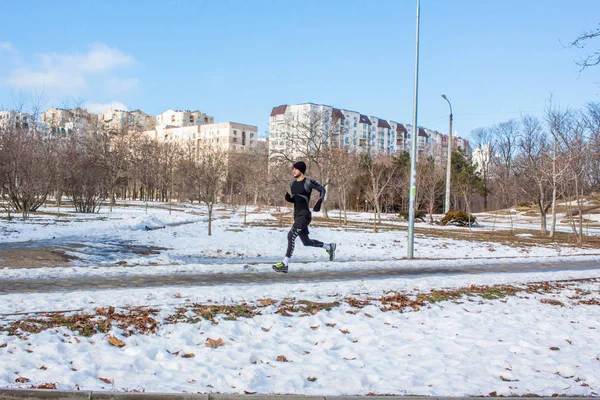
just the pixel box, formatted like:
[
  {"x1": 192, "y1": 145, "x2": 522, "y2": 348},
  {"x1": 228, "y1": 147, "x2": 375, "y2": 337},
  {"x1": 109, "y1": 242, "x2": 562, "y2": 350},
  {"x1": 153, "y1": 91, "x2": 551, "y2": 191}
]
[{"x1": 1, "y1": 202, "x2": 600, "y2": 396}]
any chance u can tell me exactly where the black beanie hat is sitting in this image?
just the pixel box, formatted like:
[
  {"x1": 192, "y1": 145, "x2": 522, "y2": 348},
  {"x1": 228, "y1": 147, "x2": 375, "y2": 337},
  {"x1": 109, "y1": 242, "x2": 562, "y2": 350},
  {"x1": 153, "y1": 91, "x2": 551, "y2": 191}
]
[{"x1": 293, "y1": 161, "x2": 307, "y2": 174}]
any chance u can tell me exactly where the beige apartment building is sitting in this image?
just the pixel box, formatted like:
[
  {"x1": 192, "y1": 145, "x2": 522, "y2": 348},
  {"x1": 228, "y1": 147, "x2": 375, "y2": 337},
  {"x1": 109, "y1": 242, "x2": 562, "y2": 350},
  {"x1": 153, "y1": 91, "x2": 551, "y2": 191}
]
[
  {"x1": 144, "y1": 122, "x2": 261, "y2": 157},
  {"x1": 100, "y1": 109, "x2": 154, "y2": 133},
  {"x1": 155, "y1": 109, "x2": 214, "y2": 129},
  {"x1": 41, "y1": 107, "x2": 99, "y2": 132}
]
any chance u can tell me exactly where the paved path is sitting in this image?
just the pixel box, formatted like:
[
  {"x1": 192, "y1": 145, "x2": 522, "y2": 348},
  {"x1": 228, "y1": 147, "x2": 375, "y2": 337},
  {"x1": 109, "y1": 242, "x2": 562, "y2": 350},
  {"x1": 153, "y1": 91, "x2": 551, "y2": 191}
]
[{"x1": 1, "y1": 259, "x2": 599, "y2": 295}]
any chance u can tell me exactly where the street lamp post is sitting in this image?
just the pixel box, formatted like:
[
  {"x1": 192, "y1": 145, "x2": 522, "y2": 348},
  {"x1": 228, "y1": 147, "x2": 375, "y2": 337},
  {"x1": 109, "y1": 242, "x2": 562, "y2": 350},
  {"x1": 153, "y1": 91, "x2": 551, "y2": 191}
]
[
  {"x1": 407, "y1": 0, "x2": 421, "y2": 259},
  {"x1": 441, "y1": 94, "x2": 453, "y2": 214}
]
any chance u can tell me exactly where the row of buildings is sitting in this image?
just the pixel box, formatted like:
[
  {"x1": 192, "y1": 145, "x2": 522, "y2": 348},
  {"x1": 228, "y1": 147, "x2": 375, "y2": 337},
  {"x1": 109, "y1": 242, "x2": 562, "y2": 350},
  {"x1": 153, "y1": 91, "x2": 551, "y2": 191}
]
[
  {"x1": 0, "y1": 107, "x2": 263, "y2": 155},
  {"x1": 2, "y1": 102, "x2": 472, "y2": 163},
  {"x1": 269, "y1": 103, "x2": 471, "y2": 163}
]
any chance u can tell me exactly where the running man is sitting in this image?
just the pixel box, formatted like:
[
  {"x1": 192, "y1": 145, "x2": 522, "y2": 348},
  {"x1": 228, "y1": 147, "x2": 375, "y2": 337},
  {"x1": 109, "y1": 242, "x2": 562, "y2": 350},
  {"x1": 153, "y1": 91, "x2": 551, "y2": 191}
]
[{"x1": 272, "y1": 161, "x2": 336, "y2": 273}]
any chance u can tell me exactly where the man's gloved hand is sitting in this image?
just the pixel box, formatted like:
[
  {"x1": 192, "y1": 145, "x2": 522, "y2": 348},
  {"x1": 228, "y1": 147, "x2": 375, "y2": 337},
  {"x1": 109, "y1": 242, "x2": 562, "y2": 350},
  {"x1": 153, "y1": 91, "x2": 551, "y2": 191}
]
[
  {"x1": 313, "y1": 199, "x2": 322, "y2": 212},
  {"x1": 285, "y1": 192, "x2": 293, "y2": 203}
]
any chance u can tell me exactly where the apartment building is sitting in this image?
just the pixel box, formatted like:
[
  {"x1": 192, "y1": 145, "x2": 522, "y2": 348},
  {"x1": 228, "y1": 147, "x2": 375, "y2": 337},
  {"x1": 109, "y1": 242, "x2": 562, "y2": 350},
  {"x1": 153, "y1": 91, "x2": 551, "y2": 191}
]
[
  {"x1": 41, "y1": 107, "x2": 99, "y2": 133},
  {"x1": 144, "y1": 121, "x2": 261, "y2": 157},
  {"x1": 100, "y1": 108, "x2": 154, "y2": 133},
  {"x1": 269, "y1": 103, "x2": 471, "y2": 161},
  {"x1": 155, "y1": 109, "x2": 214, "y2": 129},
  {"x1": 0, "y1": 110, "x2": 32, "y2": 129}
]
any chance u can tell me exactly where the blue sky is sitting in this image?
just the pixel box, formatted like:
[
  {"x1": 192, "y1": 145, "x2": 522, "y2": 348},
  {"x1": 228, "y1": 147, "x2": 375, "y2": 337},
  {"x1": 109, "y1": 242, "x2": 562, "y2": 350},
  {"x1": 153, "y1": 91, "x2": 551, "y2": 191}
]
[{"x1": 1, "y1": 0, "x2": 598, "y2": 141}]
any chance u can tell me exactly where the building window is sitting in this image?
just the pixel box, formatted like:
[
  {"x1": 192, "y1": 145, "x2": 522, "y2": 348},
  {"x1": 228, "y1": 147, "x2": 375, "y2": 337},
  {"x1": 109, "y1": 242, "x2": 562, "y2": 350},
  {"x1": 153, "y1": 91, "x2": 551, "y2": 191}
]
[
  {"x1": 233, "y1": 130, "x2": 237, "y2": 135},
  {"x1": 233, "y1": 137, "x2": 238, "y2": 143},
  {"x1": 250, "y1": 132, "x2": 254, "y2": 138}
]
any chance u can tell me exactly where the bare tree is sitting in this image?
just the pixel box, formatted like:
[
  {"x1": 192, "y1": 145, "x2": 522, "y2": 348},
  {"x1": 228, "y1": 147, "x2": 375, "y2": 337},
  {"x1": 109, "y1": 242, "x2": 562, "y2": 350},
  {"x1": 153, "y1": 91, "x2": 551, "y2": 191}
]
[
  {"x1": 58, "y1": 130, "x2": 111, "y2": 213},
  {"x1": 514, "y1": 115, "x2": 554, "y2": 234},
  {"x1": 569, "y1": 23, "x2": 600, "y2": 71},
  {"x1": 327, "y1": 148, "x2": 361, "y2": 224},
  {"x1": 417, "y1": 155, "x2": 445, "y2": 223},
  {"x1": 181, "y1": 145, "x2": 227, "y2": 236},
  {"x1": 0, "y1": 110, "x2": 56, "y2": 219},
  {"x1": 360, "y1": 153, "x2": 397, "y2": 228}
]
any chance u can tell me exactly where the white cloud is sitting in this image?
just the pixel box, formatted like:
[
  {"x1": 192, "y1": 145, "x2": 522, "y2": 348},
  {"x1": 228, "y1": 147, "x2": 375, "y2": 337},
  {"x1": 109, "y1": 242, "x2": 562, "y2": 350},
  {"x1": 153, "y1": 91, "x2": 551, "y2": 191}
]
[
  {"x1": 83, "y1": 101, "x2": 129, "y2": 114},
  {"x1": 2, "y1": 43, "x2": 138, "y2": 97},
  {"x1": 0, "y1": 42, "x2": 14, "y2": 52}
]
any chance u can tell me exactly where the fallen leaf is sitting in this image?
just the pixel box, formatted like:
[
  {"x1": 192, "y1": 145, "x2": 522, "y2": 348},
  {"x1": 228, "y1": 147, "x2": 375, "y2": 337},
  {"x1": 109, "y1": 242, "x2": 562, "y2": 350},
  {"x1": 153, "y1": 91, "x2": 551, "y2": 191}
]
[
  {"x1": 173, "y1": 293, "x2": 182, "y2": 298},
  {"x1": 346, "y1": 310, "x2": 359, "y2": 315},
  {"x1": 276, "y1": 355, "x2": 289, "y2": 362},
  {"x1": 307, "y1": 376, "x2": 317, "y2": 382},
  {"x1": 489, "y1": 392, "x2": 497, "y2": 397},
  {"x1": 39, "y1": 366, "x2": 47, "y2": 370},
  {"x1": 540, "y1": 298, "x2": 564, "y2": 307},
  {"x1": 35, "y1": 383, "x2": 57, "y2": 390},
  {"x1": 15, "y1": 377, "x2": 30, "y2": 383},
  {"x1": 326, "y1": 323, "x2": 336, "y2": 327},
  {"x1": 244, "y1": 390, "x2": 257, "y2": 394},
  {"x1": 259, "y1": 298, "x2": 275, "y2": 307},
  {"x1": 206, "y1": 338, "x2": 225, "y2": 348},
  {"x1": 310, "y1": 325, "x2": 320, "y2": 330},
  {"x1": 167, "y1": 350, "x2": 180, "y2": 356},
  {"x1": 0, "y1": 343, "x2": 6, "y2": 348},
  {"x1": 261, "y1": 326, "x2": 272, "y2": 332},
  {"x1": 364, "y1": 313, "x2": 374, "y2": 318},
  {"x1": 550, "y1": 347, "x2": 560, "y2": 351},
  {"x1": 24, "y1": 349, "x2": 33, "y2": 353},
  {"x1": 71, "y1": 368, "x2": 77, "y2": 371},
  {"x1": 500, "y1": 375, "x2": 519, "y2": 382},
  {"x1": 189, "y1": 379, "x2": 196, "y2": 384},
  {"x1": 566, "y1": 339, "x2": 572, "y2": 345},
  {"x1": 343, "y1": 357, "x2": 356, "y2": 360},
  {"x1": 182, "y1": 353, "x2": 195, "y2": 358},
  {"x1": 107, "y1": 336, "x2": 125, "y2": 348},
  {"x1": 304, "y1": 351, "x2": 310, "y2": 354},
  {"x1": 74, "y1": 337, "x2": 80, "y2": 344},
  {"x1": 99, "y1": 377, "x2": 113, "y2": 384},
  {"x1": 340, "y1": 329, "x2": 350, "y2": 334}
]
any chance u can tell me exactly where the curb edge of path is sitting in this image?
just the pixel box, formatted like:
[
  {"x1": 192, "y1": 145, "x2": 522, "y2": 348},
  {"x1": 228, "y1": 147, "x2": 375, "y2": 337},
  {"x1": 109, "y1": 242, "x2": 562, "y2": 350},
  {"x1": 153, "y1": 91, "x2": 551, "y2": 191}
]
[{"x1": 1, "y1": 390, "x2": 599, "y2": 400}]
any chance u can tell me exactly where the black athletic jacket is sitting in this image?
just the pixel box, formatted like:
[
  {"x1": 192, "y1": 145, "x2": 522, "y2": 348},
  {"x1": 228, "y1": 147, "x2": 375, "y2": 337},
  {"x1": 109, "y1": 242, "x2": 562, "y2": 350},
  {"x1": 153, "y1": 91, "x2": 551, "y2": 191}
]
[{"x1": 285, "y1": 178, "x2": 326, "y2": 214}]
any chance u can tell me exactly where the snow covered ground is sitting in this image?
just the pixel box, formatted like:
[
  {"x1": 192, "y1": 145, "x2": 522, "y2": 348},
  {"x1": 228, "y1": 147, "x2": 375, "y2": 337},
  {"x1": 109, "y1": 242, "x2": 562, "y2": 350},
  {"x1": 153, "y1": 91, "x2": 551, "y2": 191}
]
[
  {"x1": 1, "y1": 202, "x2": 599, "y2": 396},
  {"x1": 1, "y1": 202, "x2": 600, "y2": 280}
]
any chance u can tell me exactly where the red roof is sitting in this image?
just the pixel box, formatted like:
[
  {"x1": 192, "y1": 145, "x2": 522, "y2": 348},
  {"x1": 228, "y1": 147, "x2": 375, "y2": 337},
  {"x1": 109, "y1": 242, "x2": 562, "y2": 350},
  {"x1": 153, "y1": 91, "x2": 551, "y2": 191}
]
[
  {"x1": 332, "y1": 108, "x2": 344, "y2": 121},
  {"x1": 377, "y1": 119, "x2": 391, "y2": 129},
  {"x1": 395, "y1": 123, "x2": 408, "y2": 134},
  {"x1": 359, "y1": 115, "x2": 371, "y2": 125},
  {"x1": 270, "y1": 105, "x2": 287, "y2": 117}
]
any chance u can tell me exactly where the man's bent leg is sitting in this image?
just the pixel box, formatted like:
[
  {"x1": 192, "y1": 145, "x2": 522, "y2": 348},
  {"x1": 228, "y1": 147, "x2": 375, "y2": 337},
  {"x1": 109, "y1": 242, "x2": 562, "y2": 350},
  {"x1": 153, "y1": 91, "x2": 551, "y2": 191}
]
[{"x1": 286, "y1": 228, "x2": 302, "y2": 258}]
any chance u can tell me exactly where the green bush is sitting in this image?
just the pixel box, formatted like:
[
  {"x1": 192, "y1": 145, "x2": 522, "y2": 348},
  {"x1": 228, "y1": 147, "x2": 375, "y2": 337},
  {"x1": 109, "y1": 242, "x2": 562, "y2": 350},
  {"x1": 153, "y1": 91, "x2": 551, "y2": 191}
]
[{"x1": 440, "y1": 210, "x2": 477, "y2": 227}]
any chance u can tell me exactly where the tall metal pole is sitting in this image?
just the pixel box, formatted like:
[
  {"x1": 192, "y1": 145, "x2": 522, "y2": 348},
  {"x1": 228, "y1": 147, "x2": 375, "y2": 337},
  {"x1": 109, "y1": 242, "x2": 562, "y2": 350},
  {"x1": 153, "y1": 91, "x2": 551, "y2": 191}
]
[
  {"x1": 407, "y1": 0, "x2": 420, "y2": 259},
  {"x1": 442, "y1": 94, "x2": 453, "y2": 214}
]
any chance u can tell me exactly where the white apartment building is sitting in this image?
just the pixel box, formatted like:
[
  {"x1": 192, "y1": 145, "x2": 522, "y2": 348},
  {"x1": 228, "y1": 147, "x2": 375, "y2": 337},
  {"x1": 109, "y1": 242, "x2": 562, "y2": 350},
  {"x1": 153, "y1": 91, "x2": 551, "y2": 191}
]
[
  {"x1": 155, "y1": 109, "x2": 214, "y2": 130},
  {"x1": 0, "y1": 110, "x2": 32, "y2": 129},
  {"x1": 144, "y1": 122, "x2": 261, "y2": 157},
  {"x1": 269, "y1": 103, "x2": 471, "y2": 162},
  {"x1": 270, "y1": 103, "x2": 415, "y2": 159}
]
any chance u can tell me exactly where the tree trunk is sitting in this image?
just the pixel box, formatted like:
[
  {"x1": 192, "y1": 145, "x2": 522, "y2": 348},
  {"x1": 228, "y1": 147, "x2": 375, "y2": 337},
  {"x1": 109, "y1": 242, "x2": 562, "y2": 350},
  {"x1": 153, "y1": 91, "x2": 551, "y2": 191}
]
[
  {"x1": 208, "y1": 204, "x2": 213, "y2": 236},
  {"x1": 322, "y1": 183, "x2": 330, "y2": 220},
  {"x1": 539, "y1": 183, "x2": 547, "y2": 235}
]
